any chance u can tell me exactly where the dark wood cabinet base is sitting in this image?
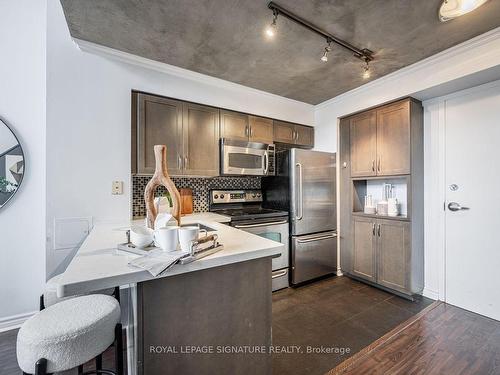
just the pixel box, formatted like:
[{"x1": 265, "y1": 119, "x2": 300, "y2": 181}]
[{"x1": 136, "y1": 258, "x2": 272, "y2": 375}]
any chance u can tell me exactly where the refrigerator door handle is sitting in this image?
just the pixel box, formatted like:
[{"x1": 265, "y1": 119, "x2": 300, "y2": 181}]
[
  {"x1": 296, "y1": 233, "x2": 337, "y2": 243},
  {"x1": 296, "y1": 162, "x2": 303, "y2": 220}
]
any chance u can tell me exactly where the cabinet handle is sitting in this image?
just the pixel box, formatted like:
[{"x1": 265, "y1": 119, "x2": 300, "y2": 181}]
[
  {"x1": 377, "y1": 157, "x2": 381, "y2": 172},
  {"x1": 377, "y1": 224, "x2": 381, "y2": 237},
  {"x1": 250, "y1": 126, "x2": 253, "y2": 137},
  {"x1": 372, "y1": 160, "x2": 375, "y2": 172},
  {"x1": 184, "y1": 156, "x2": 188, "y2": 170},
  {"x1": 245, "y1": 126, "x2": 249, "y2": 137},
  {"x1": 372, "y1": 223, "x2": 375, "y2": 236},
  {"x1": 295, "y1": 130, "x2": 299, "y2": 141},
  {"x1": 177, "y1": 155, "x2": 182, "y2": 170}
]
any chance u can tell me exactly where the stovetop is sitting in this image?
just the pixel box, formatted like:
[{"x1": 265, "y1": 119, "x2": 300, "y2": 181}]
[{"x1": 209, "y1": 189, "x2": 288, "y2": 221}]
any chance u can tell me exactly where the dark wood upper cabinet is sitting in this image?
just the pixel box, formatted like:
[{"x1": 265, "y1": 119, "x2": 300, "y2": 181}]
[
  {"x1": 274, "y1": 120, "x2": 314, "y2": 148},
  {"x1": 136, "y1": 93, "x2": 183, "y2": 175},
  {"x1": 274, "y1": 120, "x2": 295, "y2": 144},
  {"x1": 295, "y1": 125, "x2": 314, "y2": 148},
  {"x1": 182, "y1": 103, "x2": 220, "y2": 176},
  {"x1": 350, "y1": 111, "x2": 377, "y2": 177},
  {"x1": 376, "y1": 101, "x2": 411, "y2": 176},
  {"x1": 220, "y1": 110, "x2": 249, "y2": 141},
  {"x1": 248, "y1": 116, "x2": 273, "y2": 144}
]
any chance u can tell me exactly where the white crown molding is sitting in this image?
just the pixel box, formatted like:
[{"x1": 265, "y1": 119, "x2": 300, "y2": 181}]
[
  {"x1": 72, "y1": 38, "x2": 313, "y2": 109},
  {"x1": 315, "y1": 26, "x2": 500, "y2": 109},
  {"x1": 0, "y1": 311, "x2": 36, "y2": 333}
]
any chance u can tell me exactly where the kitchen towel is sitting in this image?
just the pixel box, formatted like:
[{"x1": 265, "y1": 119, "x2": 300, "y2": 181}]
[{"x1": 128, "y1": 249, "x2": 189, "y2": 277}]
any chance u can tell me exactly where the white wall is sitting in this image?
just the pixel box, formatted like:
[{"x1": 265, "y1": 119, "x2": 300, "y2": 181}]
[
  {"x1": 46, "y1": 0, "x2": 314, "y2": 277},
  {"x1": 314, "y1": 27, "x2": 500, "y2": 299},
  {"x1": 0, "y1": 0, "x2": 46, "y2": 326}
]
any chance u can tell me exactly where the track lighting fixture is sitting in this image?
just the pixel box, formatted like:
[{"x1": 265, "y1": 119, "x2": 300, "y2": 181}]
[
  {"x1": 320, "y1": 40, "x2": 332, "y2": 62},
  {"x1": 362, "y1": 60, "x2": 370, "y2": 79},
  {"x1": 265, "y1": 9, "x2": 278, "y2": 38}
]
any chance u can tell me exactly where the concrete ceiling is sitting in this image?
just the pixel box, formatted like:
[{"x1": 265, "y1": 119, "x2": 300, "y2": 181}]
[{"x1": 60, "y1": 0, "x2": 500, "y2": 104}]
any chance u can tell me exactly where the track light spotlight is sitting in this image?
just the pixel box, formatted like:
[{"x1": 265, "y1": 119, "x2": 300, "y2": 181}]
[
  {"x1": 321, "y1": 40, "x2": 332, "y2": 62},
  {"x1": 362, "y1": 60, "x2": 370, "y2": 79},
  {"x1": 265, "y1": 10, "x2": 278, "y2": 38}
]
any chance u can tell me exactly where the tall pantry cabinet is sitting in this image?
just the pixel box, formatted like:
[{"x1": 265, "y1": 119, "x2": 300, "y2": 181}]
[{"x1": 339, "y1": 98, "x2": 424, "y2": 298}]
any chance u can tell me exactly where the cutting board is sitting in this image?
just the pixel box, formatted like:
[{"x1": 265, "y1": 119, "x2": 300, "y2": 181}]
[{"x1": 180, "y1": 188, "x2": 193, "y2": 215}]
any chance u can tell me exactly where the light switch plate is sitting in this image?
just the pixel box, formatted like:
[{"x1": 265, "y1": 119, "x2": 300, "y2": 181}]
[{"x1": 112, "y1": 180, "x2": 123, "y2": 195}]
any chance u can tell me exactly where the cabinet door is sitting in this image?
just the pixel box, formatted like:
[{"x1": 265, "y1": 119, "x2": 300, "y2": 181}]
[
  {"x1": 182, "y1": 103, "x2": 220, "y2": 176},
  {"x1": 350, "y1": 111, "x2": 377, "y2": 177},
  {"x1": 220, "y1": 110, "x2": 248, "y2": 141},
  {"x1": 248, "y1": 116, "x2": 273, "y2": 144},
  {"x1": 376, "y1": 101, "x2": 411, "y2": 175},
  {"x1": 295, "y1": 125, "x2": 314, "y2": 148},
  {"x1": 274, "y1": 120, "x2": 296, "y2": 144},
  {"x1": 352, "y1": 216, "x2": 377, "y2": 282},
  {"x1": 137, "y1": 94, "x2": 183, "y2": 175},
  {"x1": 376, "y1": 219, "x2": 410, "y2": 293}
]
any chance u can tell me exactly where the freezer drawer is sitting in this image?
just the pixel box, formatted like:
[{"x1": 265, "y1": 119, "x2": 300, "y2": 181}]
[{"x1": 291, "y1": 231, "x2": 337, "y2": 284}]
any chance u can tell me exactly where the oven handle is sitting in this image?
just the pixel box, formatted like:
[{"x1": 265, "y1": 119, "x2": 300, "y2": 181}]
[
  {"x1": 272, "y1": 269, "x2": 288, "y2": 279},
  {"x1": 234, "y1": 220, "x2": 288, "y2": 229}
]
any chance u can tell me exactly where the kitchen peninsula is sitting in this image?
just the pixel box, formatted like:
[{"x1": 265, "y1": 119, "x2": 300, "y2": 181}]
[{"x1": 56, "y1": 213, "x2": 284, "y2": 375}]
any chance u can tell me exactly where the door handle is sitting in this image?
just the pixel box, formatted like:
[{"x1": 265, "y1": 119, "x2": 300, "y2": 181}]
[
  {"x1": 296, "y1": 233, "x2": 336, "y2": 243},
  {"x1": 448, "y1": 202, "x2": 470, "y2": 211},
  {"x1": 296, "y1": 162, "x2": 303, "y2": 220}
]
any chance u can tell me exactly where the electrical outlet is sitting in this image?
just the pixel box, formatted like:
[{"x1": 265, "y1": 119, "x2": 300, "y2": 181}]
[{"x1": 112, "y1": 180, "x2": 123, "y2": 195}]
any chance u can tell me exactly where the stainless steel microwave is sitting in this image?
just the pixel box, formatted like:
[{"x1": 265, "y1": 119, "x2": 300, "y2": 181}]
[{"x1": 220, "y1": 138, "x2": 275, "y2": 176}]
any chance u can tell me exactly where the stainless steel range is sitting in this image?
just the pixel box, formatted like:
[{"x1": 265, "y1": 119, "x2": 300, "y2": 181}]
[{"x1": 210, "y1": 189, "x2": 289, "y2": 291}]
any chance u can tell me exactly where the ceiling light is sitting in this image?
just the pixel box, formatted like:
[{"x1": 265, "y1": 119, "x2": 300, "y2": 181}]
[
  {"x1": 321, "y1": 40, "x2": 332, "y2": 62},
  {"x1": 265, "y1": 10, "x2": 278, "y2": 38},
  {"x1": 439, "y1": 0, "x2": 490, "y2": 22},
  {"x1": 362, "y1": 61, "x2": 370, "y2": 79}
]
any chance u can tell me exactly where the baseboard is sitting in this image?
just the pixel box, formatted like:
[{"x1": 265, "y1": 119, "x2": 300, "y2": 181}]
[
  {"x1": 422, "y1": 288, "x2": 440, "y2": 300},
  {"x1": 0, "y1": 311, "x2": 36, "y2": 333}
]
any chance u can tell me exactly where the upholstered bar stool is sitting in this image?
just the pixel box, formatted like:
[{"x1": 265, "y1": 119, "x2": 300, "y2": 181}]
[
  {"x1": 17, "y1": 294, "x2": 123, "y2": 375},
  {"x1": 40, "y1": 274, "x2": 117, "y2": 310}
]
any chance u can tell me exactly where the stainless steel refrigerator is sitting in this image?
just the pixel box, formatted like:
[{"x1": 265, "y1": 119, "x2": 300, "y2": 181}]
[{"x1": 262, "y1": 148, "x2": 337, "y2": 285}]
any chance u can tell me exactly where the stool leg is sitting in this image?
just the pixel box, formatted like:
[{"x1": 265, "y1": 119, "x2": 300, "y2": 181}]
[
  {"x1": 35, "y1": 358, "x2": 47, "y2": 375},
  {"x1": 95, "y1": 353, "x2": 103, "y2": 371},
  {"x1": 114, "y1": 323, "x2": 123, "y2": 375}
]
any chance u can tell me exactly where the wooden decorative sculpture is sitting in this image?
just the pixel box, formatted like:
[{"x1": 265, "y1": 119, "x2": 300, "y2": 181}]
[{"x1": 144, "y1": 145, "x2": 181, "y2": 229}]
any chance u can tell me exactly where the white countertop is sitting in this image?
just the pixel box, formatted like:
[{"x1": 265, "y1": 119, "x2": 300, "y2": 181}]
[{"x1": 57, "y1": 212, "x2": 284, "y2": 297}]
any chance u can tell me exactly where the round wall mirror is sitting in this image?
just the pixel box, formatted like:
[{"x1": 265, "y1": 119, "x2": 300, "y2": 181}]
[{"x1": 0, "y1": 119, "x2": 24, "y2": 209}]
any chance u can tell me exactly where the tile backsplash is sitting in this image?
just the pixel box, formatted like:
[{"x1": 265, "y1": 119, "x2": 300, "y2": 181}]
[{"x1": 132, "y1": 175, "x2": 261, "y2": 218}]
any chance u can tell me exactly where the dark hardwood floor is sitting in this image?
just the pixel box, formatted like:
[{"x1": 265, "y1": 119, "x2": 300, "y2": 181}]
[
  {"x1": 329, "y1": 301, "x2": 500, "y2": 375},
  {"x1": 1, "y1": 276, "x2": 433, "y2": 375},
  {"x1": 271, "y1": 276, "x2": 433, "y2": 375}
]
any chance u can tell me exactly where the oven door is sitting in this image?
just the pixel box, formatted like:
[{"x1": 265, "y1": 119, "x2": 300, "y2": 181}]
[
  {"x1": 232, "y1": 219, "x2": 289, "y2": 270},
  {"x1": 221, "y1": 139, "x2": 269, "y2": 176}
]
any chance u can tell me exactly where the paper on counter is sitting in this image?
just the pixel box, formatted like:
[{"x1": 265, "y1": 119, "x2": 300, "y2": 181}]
[{"x1": 128, "y1": 249, "x2": 189, "y2": 277}]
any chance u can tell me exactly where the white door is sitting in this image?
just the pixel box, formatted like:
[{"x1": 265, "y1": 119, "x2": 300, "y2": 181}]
[{"x1": 445, "y1": 83, "x2": 500, "y2": 321}]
